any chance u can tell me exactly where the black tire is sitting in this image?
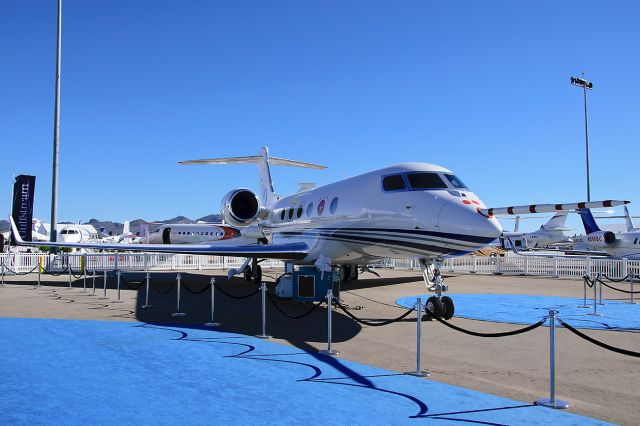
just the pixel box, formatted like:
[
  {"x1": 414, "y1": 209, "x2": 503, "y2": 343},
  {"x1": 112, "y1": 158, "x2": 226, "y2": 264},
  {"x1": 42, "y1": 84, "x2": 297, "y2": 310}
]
[
  {"x1": 441, "y1": 296, "x2": 455, "y2": 320},
  {"x1": 252, "y1": 265, "x2": 263, "y2": 284},
  {"x1": 425, "y1": 296, "x2": 442, "y2": 318},
  {"x1": 244, "y1": 266, "x2": 252, "y2": 282},
  {"x1": 350, "y1": 265, "x2": 359, "y2": 281},
  {"x1": 339, "y1": 265, "x2": 351, "y2": 283}
]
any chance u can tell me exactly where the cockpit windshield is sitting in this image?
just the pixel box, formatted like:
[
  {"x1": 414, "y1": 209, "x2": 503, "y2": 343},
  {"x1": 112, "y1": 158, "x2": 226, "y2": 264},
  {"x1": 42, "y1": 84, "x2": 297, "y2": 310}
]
[
  {"x1": 406, "y1": 172, "x2": 448, "y2": 189},
  {"x1": 444, "y1": 174, "x2": 468, "y2": 190}
]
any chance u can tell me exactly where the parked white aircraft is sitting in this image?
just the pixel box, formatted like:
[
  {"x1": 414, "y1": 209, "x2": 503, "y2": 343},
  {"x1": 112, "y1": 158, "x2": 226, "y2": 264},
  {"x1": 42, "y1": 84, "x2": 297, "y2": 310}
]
[
  {"x1": 500, "y1": 212, "x2": 571, "y2": 250},
  {"x1": 573, "y1": 208, "x2": 640, "y2": 259},
  {"x1": 10, "y1": 147, "x2": 629, "y2": 318}
]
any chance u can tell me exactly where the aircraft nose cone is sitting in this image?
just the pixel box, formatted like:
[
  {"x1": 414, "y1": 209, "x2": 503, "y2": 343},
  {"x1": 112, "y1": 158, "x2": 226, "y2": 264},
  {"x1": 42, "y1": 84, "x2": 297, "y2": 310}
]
[{"x1": 438, "y1": 202, "x2": 502, "y2": 245}]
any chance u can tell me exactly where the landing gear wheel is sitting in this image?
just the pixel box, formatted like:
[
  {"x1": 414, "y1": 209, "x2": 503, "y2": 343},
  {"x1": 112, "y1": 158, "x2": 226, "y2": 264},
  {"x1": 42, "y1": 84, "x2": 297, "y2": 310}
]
[
  {"x1": 441, "y1": 296, "x2": 455, "y2": 320},
  {"x1": 244, "y1": 266, "x2": 252, "y2": 282},
  {"x1": 349, "y1": 265, "x2": 359, "y2": 281},
  {"x1": 425, "y1": 296, "x2": 443, "y2": 318},
  {"x1": 252, "y1": 265, "x2": 262, "y2": 284},
  {"x1": 339, "y1": 265, "x2": 351, "y2": 283}
]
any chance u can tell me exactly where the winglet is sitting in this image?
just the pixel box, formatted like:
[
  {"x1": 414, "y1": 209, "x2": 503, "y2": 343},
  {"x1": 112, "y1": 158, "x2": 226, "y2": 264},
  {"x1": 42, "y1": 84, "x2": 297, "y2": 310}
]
[{"x1": 9, "y1": 216, "x2": 25, "y2": 244}]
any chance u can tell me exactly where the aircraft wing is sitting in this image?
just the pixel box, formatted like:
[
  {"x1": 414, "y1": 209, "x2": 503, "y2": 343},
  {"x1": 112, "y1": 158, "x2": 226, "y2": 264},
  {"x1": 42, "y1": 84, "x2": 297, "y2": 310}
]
[
  {"x1": 9, "y1": 218, "x2": 307, "y2": 260},
  {"x1": 480, "y1": 200, "x2": 629, "y2": 217}
]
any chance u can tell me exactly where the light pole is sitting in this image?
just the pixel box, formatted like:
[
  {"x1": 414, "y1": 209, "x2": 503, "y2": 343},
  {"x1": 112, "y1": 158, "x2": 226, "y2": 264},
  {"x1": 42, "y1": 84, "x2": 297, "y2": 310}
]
[{"x1": 570, "y1": 75, "x2": 593, "y2": 202}]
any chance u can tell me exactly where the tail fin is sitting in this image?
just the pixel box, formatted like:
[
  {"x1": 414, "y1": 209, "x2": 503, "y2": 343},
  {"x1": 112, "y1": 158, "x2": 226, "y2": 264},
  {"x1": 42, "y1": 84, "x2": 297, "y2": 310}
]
[
  {"x1": 624, "y1": 206, "x2": 635, "y2": 232},
  {"x1": 541, "y1": 212, "x2": 568, "y2": 231},
  {"x1": 11, "y1": 175, "x2": 36, "y2": 242},
  {"x1": 513, "y1": 216, "x2": 520, "y2": 233},
  {"x1": 577, "y1": 208, "x2": 601, "y2": 234},
  {"x1": 179, "y1": 146, "x2": 326, "y2": 208},
  {"x1": 123, "y1": 221, "x2": 130, "y2": 235}
]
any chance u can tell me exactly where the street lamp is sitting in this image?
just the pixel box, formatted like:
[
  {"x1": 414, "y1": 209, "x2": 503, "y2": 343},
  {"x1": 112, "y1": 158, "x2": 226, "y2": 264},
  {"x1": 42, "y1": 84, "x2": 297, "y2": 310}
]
[{"x1": 570, "y1": 75, "x2": 593, "y2": 202}]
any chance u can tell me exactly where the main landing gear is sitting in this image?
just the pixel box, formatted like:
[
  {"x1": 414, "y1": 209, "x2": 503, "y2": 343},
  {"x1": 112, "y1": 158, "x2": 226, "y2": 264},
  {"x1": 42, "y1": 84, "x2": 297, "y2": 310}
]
[
  {"x1": 244, "y1": 258, "x2": 263, "y2": 284},
  {"x1": 339, "y1": 264, "x2": 359, "y2": 283},
  {"x1": 419, "y1": 258, "x2": 455, "y2": 320}
]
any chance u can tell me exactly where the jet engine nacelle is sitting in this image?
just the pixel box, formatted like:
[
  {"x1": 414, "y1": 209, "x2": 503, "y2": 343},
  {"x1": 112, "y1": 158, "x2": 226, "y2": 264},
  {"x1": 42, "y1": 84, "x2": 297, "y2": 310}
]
[
  {"x1": 585, "y1": 231, "x2": 617, "y2": 247},
  {"x1": 220, "y1": 189, "x2": 267, "y2": 226}
]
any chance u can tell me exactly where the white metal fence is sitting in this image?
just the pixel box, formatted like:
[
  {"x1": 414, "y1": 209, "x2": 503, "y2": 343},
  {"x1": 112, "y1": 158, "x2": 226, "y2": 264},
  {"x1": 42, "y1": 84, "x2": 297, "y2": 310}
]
[{"x1": 1, "y1": 252, "x2": 638, "y2": 280}]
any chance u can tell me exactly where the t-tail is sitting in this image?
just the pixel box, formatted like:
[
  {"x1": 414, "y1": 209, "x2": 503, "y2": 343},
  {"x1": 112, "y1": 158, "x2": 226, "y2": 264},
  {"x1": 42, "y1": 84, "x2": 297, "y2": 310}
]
[
  {"x1": 179, "y1": 146, "x2": 326, "y2": 209},
  {"x1": 577, "y1": 208, "x2": 601, "y2": 235},
  {"x1": 541, "y1": 212, "x2": 569, "y2": 231}
]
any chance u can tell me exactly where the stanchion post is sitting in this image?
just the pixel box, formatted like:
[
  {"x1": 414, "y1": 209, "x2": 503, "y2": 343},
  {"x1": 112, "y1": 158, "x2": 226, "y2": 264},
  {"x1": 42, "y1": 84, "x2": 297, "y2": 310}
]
[
  {"x1": 81, "y1": 265, "x2": 87, "y2": 293},
  {"x1": 142, "y1": 272, "x2": 152, "y2": 308},
  {"x1": 68, "y1": 265, "x2": 72, "y2": 289},
  {"x1": 597, "y1": 273, "x2": 605, "y2": 306},
  {"x1": 535, "y1": 310, "x2": 569, "y2": 409},
  {"x1": 406, "y1": 297, "x2": 429, "y2": 377},
  {"x1": 90, "y1": 269, "x2": 96, "y2": 295},
  {"x1": 578, "y1": 276, "x2": 589, "y2": 308},
  {"x1": 630, "y1": 276, "x2": 637, "y2": 305},
  {"x1": 113, "y1": 270, "x2": 123, "y2": 303},
  {"x1": 37, "y1": 266, "x2": 41, "y2": 288},
  {"x1": 1, "y1": 263, "x2": 5, "y2": 287},
  {"x1": 588, "y1": 275, "x2": 601, "y2": 316},
  {"x1": 205, "y1": 277, "x2": 221, "y2": 327},
  {"x1": 171, "y1": 273, "x2": 186, "y2": 317},
  {"x1": 98, "y1": 270, "x2": 108, "y2": 299},
  {"x1": 319, "y1": 288, "x2": 338, "y2": 355},
  {"x1": 255, "y1": 281, "x2": 271, "y2": 339}
]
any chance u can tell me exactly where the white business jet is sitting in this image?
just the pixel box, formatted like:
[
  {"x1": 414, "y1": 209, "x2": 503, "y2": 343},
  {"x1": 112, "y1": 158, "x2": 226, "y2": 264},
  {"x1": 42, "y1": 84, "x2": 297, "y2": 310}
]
[
  {"x1": 500, "y1": 212, "x2": 571, "y2": 250},
  {"x1": 573, "y1": 208, "x2": 640, "y2": 259},
  {"x1": 10, "y1": 147, "x2": 628, "y2": 318}
]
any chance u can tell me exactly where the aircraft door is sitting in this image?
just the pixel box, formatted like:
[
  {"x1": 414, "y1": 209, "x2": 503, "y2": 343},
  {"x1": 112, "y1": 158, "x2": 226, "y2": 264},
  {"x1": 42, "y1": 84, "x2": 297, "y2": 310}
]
[{"x1": 162, "y1": 228, "x2": 171, "y2": 244}]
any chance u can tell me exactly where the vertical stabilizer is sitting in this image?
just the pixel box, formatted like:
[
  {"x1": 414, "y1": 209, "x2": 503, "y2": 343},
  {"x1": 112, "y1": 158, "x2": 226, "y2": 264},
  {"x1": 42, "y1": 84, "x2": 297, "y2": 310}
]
[
  {"x1": 123, "y1": 221, "x2": 130, "y2": 235},
  {"x1": 624, "y1": 206, "x2": 635, "y2": 232},
  {"x1": 541, "y1": 212, "x2": 568, "y2": 231},
  {"x1": 577, "y1": 208, "x2": 601, "y2": 235},
  {"x1": 257, "y1": 147, "x2": 278, "y2": 207},
  {"x1": 513, "y1": 216, "x2": 520, "y2": 233}
]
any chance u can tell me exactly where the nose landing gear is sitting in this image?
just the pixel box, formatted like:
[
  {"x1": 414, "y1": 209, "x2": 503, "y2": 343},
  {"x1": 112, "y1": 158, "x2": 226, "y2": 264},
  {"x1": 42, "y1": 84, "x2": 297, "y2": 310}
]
[{"x1": 419, "y1": 258, "x2": 455, "y2": 320}]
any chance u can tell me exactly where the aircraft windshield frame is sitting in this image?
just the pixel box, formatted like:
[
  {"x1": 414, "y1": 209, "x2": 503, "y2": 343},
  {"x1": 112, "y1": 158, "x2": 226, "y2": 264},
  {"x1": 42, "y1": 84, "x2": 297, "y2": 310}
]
[{"x1": 444, "y1": 174, "x2": 468, "y2": 190}]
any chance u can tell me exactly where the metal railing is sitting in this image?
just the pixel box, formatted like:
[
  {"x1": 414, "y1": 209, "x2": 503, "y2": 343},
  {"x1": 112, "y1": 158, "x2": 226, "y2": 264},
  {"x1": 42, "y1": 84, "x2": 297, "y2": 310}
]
[{"x1": 2, "y1": 251, "x2": 638, "y2": 280}]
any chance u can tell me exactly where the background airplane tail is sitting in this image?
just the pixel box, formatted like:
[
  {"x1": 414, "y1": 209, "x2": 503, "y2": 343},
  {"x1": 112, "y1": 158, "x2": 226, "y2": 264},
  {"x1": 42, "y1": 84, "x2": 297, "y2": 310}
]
[
  {"x1": 577, "y1": 208, "x2": 601, "y2": 234},
  {"x1": 541, "y1": 212, "x2": 568, "y2": 231}
]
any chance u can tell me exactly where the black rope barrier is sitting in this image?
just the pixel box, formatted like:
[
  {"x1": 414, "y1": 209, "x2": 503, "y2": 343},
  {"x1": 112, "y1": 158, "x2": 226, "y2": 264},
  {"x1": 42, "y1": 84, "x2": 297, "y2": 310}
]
[
  {"x1": 215, "y1": 284, "x2": 260, "y2": 300},
  {"x1": 70, "y1": 269, "x2": 84, "y2": 279},
  {"x1": 558, "y1": 319, "x2": 640, "y2": 358},
  {"x1": 602, "y1": 274, "x2": 634, "y2": 283},
  {"x1": 583, "y1": 275, "x2": 596, "y2": 288},
  {"x1": 1, "y1": 262, "x2": 40, "y2": 276},
  {"x1": 597, "y1": 278, "x2": 640, "y2": 295},
  {"x1": 333, "y1": 298, "x2": 415, "y2": 326},
  {"x1": 120, "y1": 275, "x2": 145, "y2": 290},
  {"x1": 151, "y1": 279, "x2": 176, "y2": 294},
  {"x1": 425, "y1": 311, "x2": 547, "y2": 338},
  {"x1": 181, "y1": 278, "x2": 211, "y2": 295},
  {"x1": 44, "y1": 267, "x2": 69, "y2": 276},
  {"x1": 266, "y1": 291, "x2": 324, "y2": 319}
]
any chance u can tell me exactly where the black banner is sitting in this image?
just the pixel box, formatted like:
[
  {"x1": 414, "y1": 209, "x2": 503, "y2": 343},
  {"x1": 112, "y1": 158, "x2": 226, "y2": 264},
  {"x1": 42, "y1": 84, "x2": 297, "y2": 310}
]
[{"x1": 12, "y1": 175, "x2": 36, "y2": 242}]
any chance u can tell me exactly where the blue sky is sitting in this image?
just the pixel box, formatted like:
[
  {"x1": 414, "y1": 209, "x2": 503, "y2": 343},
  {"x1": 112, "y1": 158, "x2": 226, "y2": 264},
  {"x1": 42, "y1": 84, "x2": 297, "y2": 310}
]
[{"x1": 1, "y1": 1, "x2": 638, "y2": 233}]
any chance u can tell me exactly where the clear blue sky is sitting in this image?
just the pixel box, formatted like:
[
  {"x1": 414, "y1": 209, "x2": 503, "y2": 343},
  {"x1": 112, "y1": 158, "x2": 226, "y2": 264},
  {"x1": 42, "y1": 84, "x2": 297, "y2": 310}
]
[{"x1": 2, "y1": 1, "x2": 638, "y2": 233}]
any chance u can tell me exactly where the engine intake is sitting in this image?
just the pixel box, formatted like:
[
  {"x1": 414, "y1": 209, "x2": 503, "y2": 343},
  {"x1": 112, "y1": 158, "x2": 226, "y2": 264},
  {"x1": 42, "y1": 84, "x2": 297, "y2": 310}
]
[{"x1": 220, "y1": 189, "x2": 263, "y2": 226}]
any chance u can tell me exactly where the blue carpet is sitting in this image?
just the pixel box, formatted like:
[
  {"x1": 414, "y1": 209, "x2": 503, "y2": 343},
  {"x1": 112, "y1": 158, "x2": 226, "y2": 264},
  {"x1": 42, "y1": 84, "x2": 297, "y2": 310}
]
[
  {"x1": 0, "y1": 318, "x2": 607, "y2": 425},
  {"x1": 396, "y1": 294, "x2": 640, "y2": 331}
]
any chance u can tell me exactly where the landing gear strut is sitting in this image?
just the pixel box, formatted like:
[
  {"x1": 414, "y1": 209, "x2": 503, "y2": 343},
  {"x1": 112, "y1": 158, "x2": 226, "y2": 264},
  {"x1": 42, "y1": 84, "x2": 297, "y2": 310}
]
[
  {"x1": 245, "y1": 258, "x2": 262, "y2": 284},
  {"x1": 419, "y1": 258, "x2": 454, "y2": 320}
]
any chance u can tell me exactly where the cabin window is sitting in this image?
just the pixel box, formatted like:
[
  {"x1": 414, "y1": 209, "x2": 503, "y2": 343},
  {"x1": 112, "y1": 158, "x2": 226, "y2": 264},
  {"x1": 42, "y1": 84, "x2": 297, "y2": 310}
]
[
  {"x1": 306, "y1": 202, "x2": 314, "y2": 217},
  {"x1": 297, "y1": 206, "x2": 303, "y2": 219},
  {"x1": 406, "y1": 172, "x2": 447, "y2": 189},
  {"x1": 330, "y1": 197, "x2": 339, "y2": 214},
  {"x1": 288, "y1": 208, "x2": 294, "y2": 220},
  {"x1": 444, "y1": 174, "x2": 468, "y2": 190},
  {"x1": 382, "y1": 174, "x2": 406, "y2": 191},
  {"x1": 280, "y1": 209, "x2": 285, "y2": 221}
]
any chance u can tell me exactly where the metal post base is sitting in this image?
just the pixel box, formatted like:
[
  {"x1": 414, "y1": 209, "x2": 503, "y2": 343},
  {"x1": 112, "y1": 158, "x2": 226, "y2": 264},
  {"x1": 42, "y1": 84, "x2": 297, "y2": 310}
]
[
  {"x1": 534, "y1": 398, "x2": 570, "y2": 409},
  {"x1": 405, "y1": 370, "x2": 430, "y2": 377},
  {"x1": 142, "y1": 304, "x2": 153, "y2": 309},
  {"x1": 205, "y1": 322, "x2": 221, "y2": 327},
  {"x1": 171, "y1": 312, "x2": 186, "y2": 317},
  {"x1": 587, "y1": 312, "x2": 602, "y2": 317},
  {"x1": 255, "y1": 334, "x2": 272, "y2": 339},
  {"x1": 577, "y1": 305, "x2": 589, "y2": 309},
  {"x1": 319, "y1": 349, "x2": 340, "y2": 356}
]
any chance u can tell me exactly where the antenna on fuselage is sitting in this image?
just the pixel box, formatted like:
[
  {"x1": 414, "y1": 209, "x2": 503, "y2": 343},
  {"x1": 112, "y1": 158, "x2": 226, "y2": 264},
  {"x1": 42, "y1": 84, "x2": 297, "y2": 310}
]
[{"x1": 179, "y1": 146, "x2": 326, "y2": 207}]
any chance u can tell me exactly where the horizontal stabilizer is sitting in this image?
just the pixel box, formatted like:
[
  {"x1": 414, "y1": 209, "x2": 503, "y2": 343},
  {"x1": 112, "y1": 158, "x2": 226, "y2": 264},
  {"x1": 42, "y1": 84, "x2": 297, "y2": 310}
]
[
  {"x1": 179, "y1": 155, "x2": 326, "y2": 169},
  {"x1": 9, "y1": 217, "x2": 308, "y2": 260},
  {"x1": 480, "y1": 200, "x2": 629, "y2": 217}
]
